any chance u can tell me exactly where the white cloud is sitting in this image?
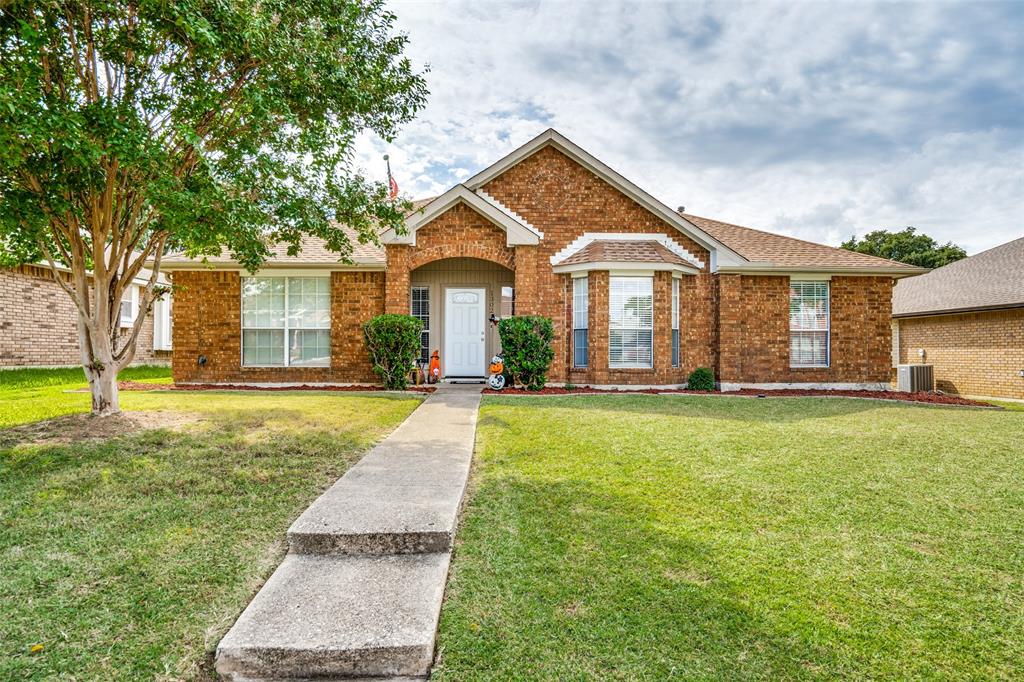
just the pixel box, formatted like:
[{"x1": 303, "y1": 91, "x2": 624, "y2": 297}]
[{"x1": 353, "y1": 0, "x2": 1023, "y2": 254}]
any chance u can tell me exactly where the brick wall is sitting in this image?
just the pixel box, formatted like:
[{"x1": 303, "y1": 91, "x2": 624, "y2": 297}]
[
  {"x1": 0, "y1": 265, "x2": 169, "y2": 367},
  {"x1": 171, "y1": 269, "x2": 383, "y2": 384},
  {"x1": 481, "y1": 146, "x2": 714, "y2": 384},
  {"x1": 897, "y1": 308, "x2": 1024, "y2": 399},
  {"x1": 718, "y1": 274, "x2": 893, "y2": 384}
]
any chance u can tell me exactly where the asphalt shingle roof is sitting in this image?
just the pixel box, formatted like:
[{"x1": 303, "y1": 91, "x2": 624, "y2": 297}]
[
  {"x1": 681, "y1": 213, "x2": 921, "y2": 271},
  {"x1": 893, "y1": 237, "x2": 1024, "y2": 317},
  {"x1": 559, "y1": 240, "x2": 693, "y2": 266}
]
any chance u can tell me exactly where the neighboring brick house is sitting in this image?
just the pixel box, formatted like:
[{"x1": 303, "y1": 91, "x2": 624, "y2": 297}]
[
  {"x1": 161, "y1": 129, "x2": 922, "y2": 389},
  {"x1": 893, "y1": 237, "x2": 1024, "y2": 400},
  {"x1": 0, "y1": 263, "x2": 172, "y2": 368}
]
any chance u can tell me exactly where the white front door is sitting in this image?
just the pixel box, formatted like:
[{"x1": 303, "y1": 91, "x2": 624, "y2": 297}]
[{"x1": 444, "y1": 288, "x2": 486, "y2": 377}]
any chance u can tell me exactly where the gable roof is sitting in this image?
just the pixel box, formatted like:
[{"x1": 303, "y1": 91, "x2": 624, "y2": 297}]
[
  {"x1": 893, "y1": 237, "x2": 1024, "y2": 317},
  {"x1": 463, "y1": 129, "x2": 748, "y2": 269},
  {"x1": 682, "y1": 213, "x2": 926, "y2": 276}
]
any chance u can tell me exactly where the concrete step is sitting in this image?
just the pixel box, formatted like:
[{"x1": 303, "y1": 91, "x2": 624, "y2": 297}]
[
  {"x1": 216, "y1": 553, "x2": 450, "y2": 680},
  {"x1": 286, "y1": 391, "x2": 477, "y2": 556}
]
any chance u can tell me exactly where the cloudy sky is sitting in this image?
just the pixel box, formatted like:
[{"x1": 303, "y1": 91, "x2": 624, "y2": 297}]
[{"x1": 354, "y1": 1, "x2": 1022, "y2": 254}]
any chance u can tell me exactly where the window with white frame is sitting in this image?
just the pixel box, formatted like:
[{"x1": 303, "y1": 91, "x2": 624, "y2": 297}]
[
  {"x1": 671, "y1": 277, "x2": 680, "y2": 367},
  {"x1": 789, "y1": 280, "x2": 830, "y2": 367},
  {"x1": 119, "y1": 285, "x2": 139, "y2": 328},
  {"x1": 572, "y1": 276, "x2": 588, "y2": 367},
  {"x1": 153, "y1": 295, "x2": 173, "y2": 351},
  {"x1": 411, "y1": 286, "x2": 430, "y2": 363},
  {"x1": 242, "y1": 277, "x2": 330, "y2": 367},
  {"x1": 609, "y1": 276, "x2": 653, "y2": 368}
]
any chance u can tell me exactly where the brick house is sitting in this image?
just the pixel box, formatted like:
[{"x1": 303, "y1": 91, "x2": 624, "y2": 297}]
[
  {"x1": 893, "y1": 237, "x2": 1024, "y2": 400},
  {"x1": 161, "y1": 129, "x2": 922, "y2": 389},
  {"x1": 0, "y1": 263, "x2": 173, "y2": 368}
]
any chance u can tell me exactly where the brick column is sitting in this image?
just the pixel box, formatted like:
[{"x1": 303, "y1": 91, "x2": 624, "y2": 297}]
[
  {"x1": 513, "y1": 245, "x2": 538, "y2": 315},
  {"x1": 384, "y1": 245, "x2": 411, "y2": 314},
  {"x1": 654, "y1": 271, "x2": 673, "y2": 373},
  {"x1": 590, "y1": 270, "x2": 609, "y2": 384},
  {"x1": 717, "y1": 274, "x2": 742, "y2": 384}
]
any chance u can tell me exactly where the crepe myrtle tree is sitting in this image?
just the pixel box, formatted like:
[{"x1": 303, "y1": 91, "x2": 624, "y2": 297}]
[{"x1": 0, "y1": 0, "x2": 427, "y2": 415}]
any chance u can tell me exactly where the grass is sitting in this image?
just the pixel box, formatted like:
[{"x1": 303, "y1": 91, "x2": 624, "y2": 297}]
[
  {"x1": 1, "y1": 373, "x2": 422, "y2": 680},
  {"x1": 0, "y1": 365, "x2": 173, "y2": 429},
  {"x1": 434, "y1": 395, "x2": 1024, "y2": 680}
]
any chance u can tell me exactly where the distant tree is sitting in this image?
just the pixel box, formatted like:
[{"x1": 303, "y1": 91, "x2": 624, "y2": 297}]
[
  {"x1": 841, "y1": 228, "x2": 967, "y2": 268},
  {"x1": 0, "y1": 0, "x2": 427, "y2": 415}
]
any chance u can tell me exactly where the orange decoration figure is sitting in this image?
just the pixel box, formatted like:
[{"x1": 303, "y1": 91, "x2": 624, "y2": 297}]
[{"x1": 428, "y1": 350, "x2": 441, "y2": 384}]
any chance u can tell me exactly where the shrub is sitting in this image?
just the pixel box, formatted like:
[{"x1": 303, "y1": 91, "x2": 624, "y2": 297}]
[
  {"x1": 498, "y1": 315, "x2": 554, "y2": 391},
  {"x1": 687, "y1": 367, "x2": 716, "y2": 392},
  {"x1": 363, "y1": 314, "x2": 422, "y2": 390}
]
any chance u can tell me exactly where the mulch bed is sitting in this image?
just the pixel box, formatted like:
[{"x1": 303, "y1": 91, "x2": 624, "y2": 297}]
[
  {"x1": 113, "y1": 381, "x2": 436, "y2": 393},
  {"x1": 482, "y1": 385, "x2": 995, "y2": 407}
]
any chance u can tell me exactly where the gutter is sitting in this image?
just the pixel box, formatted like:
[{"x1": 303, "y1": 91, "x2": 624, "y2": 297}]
[
  {"x1": 893, "y1": 302, "x2": 1024, "y2": 319},
  {"x1": 717, "y1": 265, "x2": 928, "y2": 278}
]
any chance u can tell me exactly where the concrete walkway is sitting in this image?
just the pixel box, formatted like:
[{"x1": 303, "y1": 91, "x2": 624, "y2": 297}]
[{"x1": 216, "y1": 383, "x2": 482, "y2": 681}]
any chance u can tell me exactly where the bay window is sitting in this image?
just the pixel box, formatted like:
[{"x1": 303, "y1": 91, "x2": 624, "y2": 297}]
[
  {"x1": 609, "y1": 276, "x2": 653, "y2": 368},
  {"x1": 572, "y1": 276, "x2": 588, "y2": 367},
  {"x1": 242, "y1": 277, "x2": 330, "y2": 367},
  {"x1": 789, "y1": 280, "x2": 830, "y2": 367}
]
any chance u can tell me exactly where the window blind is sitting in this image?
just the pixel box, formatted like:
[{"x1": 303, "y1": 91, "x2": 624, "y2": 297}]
[
  {"x1": 609, "y1": 276, "x2": 653, "y2": 368},
  {"x1": 789, "y1": 280, "x2": 829, "y2": 367}
]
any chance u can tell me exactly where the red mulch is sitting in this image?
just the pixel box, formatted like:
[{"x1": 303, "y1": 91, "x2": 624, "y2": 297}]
[
  {"x1": 482, "y1": 385, "x2": 994, "y2": 407},
  {"x1": 115, "y1": 381, "x2": 436, "y2": 393}
]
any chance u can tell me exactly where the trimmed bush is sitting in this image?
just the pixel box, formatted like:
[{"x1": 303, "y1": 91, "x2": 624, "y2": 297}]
[
  {"x1": 498, "y1": 315, "x2": 554, "y2": 391},
  {"x1": 687, "y1": 367, "x2": 716, "y2": 392},
  {"x1": 363, "y1": 314, "x2": 422, "y2": 390}
]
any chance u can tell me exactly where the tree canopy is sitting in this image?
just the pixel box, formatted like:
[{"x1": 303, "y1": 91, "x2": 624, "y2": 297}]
[
  {"x1": 0, "y1": 0, "x2": 427, "y2": 413},
  {"x1": 841, "y1": 228, "x2": 967, "y2": 268}
]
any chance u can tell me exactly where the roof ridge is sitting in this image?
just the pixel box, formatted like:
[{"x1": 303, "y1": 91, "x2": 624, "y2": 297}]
[{"x1": 680, "y1": 212, "x2": 917, "y2": 270}]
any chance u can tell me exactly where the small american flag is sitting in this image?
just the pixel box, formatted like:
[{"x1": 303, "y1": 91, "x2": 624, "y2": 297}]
[{"x1": 385, "y1": 155, "x2": 399, "y2": 199}]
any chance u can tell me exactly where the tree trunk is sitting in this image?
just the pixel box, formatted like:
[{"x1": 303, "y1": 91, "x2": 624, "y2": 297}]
[{"x1": 86, "y1": 360, "x2": 121, "y2": 416}]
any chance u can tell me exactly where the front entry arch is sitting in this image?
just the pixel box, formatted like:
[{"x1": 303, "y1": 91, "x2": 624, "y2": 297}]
[{"x1": 409, "y1": 257, "x2": 514, "y2": 379}]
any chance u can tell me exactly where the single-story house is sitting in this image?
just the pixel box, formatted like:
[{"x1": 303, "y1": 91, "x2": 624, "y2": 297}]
[
  {"x1": 893, "y1": 237, "x2": 1023, "y2": 400},
  {"x1": 0, "y1": 262, "x2": 172, "y2": 368},
  {"x1": 160, "y1": 129, "x2": 923, "y2": 389}
]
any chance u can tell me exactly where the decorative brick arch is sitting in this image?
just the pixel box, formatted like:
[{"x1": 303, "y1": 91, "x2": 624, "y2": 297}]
[{"x1": 409, "y1": 244, "x2": 515, "y2": 272}]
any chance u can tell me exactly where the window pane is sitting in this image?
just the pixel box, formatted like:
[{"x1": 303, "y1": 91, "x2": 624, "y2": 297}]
[
  {"x1": 573, "y1": 278, "x2": 588, "y2": 329},
  {"x1": 609, "y1": 277, "x2": 653, "y2": 330},
  {"x1": 242, "y1": 329, "x2": 284, "y2": 366},
  {"x1": 610, "y1": 329, "x2": 653, "y2": 368},
  {"x1": 573, "y1": 328, "x2": 588, "y2": 368},
  {"x1": 288, "y1": 277, "x2": 330, "y2": 329},
  {"x1": 411, "y1": 287, "x2": 430, "y2": 363},
  {"x1": 500, "y1": 286, "x2": 515, "y2": 317},
  {"x1": 790, "y1": 330, "x2": 828, "y2": 367},
  {"x1": 672, "y1": 329, "x2": 680, "y2": 368},
  {"x1": 242, "y1": 278, "x2": 285, "y2": 328},
  {"x1": 289, "y1": 329, "x2": 330, "y2": 367}
]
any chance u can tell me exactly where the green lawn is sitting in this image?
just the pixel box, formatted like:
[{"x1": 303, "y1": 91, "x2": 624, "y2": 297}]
[
  {"x1": 434, "y1": 395, "x2": 1024, "y2": 680},
  {"x1": 0, "y1": 365, "x2": 174, "y2": 429},
  {"x1": 1, "y1": 369, "x2": 422, "y2": 680}
]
